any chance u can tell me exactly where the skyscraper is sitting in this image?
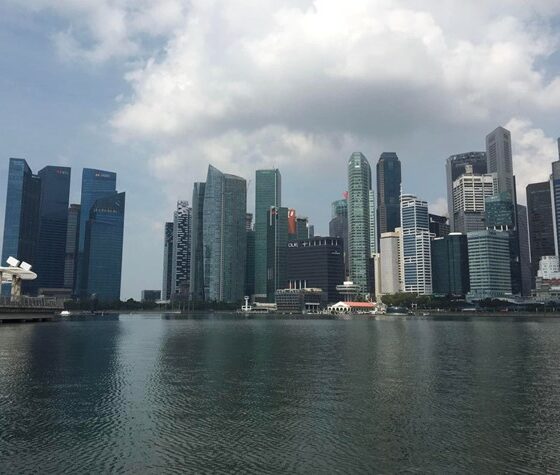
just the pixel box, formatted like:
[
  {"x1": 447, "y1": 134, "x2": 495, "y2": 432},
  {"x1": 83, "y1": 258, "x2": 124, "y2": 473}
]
[
  {"x1": 348, "y1": 152, "x2": 372, "y2": 293},
  {"x1": 296, "y1": 216, "x2": 310, "y2": 240},
  {"x1": 486, "y1": 127, "x2": 514, "y2": 196},
  {"x1": 376, "y1": 152, "x2": 401, "y2": 238},
  {"x1": 245, "y1": 213, "x2": 255, "y2": 298},
  {"x1": 203, "y1": 165, "x2": 247, "y2": 302},
  {"x1": 189, "y1": 182, "x2": 206, "y2": 302},
  {"x1": 266, "y1": 206, "x2": 288, "y2": 300},
  {"x1": 467, "y1": 230, "x2": 511, "y2": 299},
  {"x1": 171, "y1": 201, "x2": 192, "y2": 297},
  {"x1": 517, "y1": 204, "x2": 531, "y2": 296},
  {"x1": 445, "y1": 152, "x2": 487, "y2": 231},
  {"x1": 76, "y1": 168, "x2": 117, "y2": 296},
  {"x1": 431, "y1": 233, "x2": 469, "y2": 296},
  {"x1": 329, "y1": 196, "x2": 348, "y2": 275},
  {"x1": 401, "y1": 194, "x2": 432, "y2": 295},
  {"x1": 1, "y1": 158, "x2": 41, "y2": 294},
  {"x1": 64, "y1": 204, "x2": 81, "y2": 290},
  {"x1": 550, "y1": 139, "x2": 560, "y2": 257},
  {"x1": 82, "y1": 192, "x2": 125, "y2": 301},
  {"x1": 378, "y1": 229, "x2": 403, "y2": 296},
  {"x1": 34, "y1": 166, "x2": 71, "y2": 292},
  {"x1": 254, "y1": 169, "x2": 281, "y2": 301},
  {"x1": 162, "y1": 222, "x2": 174, "y2": 301},
  {"x1": 369, "y1": 190, "x2": 377, "y2": 254},
  {"x1": 526, "y1": 182, "x2": 555, "y2": 284}
]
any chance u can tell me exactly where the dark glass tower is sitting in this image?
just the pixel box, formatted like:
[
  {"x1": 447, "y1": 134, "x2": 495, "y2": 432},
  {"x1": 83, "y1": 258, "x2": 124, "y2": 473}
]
[
  {"x1": 329, "y1": 197, "x2": 349, "y2": 276},
  {"x1": 266, "y1": 206, "x2": 288, "y2": 301},
  {"x1": 431, "y1": 233, "x2": 470, "y2": 296},
  {"x1": 190, "y1": 182, "x2": 206, "y2": 301},
  {"x1": 171, "y1": 201, "x2": 192, "y2": 298},
  {"x1": 34, "y1": 166, "x2": 71, "y2": 292},
  {"x1": 76, "y1": 168, "x2": 117, "y2": 295},
  {"x1": 82, "y1": 192, "x2": 125, "y2": 301},
  {"x1": 203, "y1": 165, "x2": 247, "y2": 303},
  {"x1": 526, "y1": 182, "x2": 554, "y2": 284},
  {"x1": 64, "y1": 204, "x2": 81, "y2": 290},
  {"x1": 254, "y1": 169, "x2": 281, "y2": 300},
  {"x1": 162, "y1": 222, "x2": 174, "y2": 301},
  {"x1": 1, "y1": 158, "x2": 41, "y2": 294},
  {"x1": 376, "y1": 152, "x2": 401, "y2": 239}
]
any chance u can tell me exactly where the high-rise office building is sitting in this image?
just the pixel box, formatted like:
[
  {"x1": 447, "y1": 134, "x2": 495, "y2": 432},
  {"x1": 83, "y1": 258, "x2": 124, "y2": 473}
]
[
  {"x1": 82, "y1": 192, "x2": 125, "y2": 301},
  {"x1": 329, "y1": 196, "x2": 349, "y2": 276},
  {"x1": 331, "y1": 198, "x2": 348, "y2": 219},
  {"x1": 171, "y1": 201, "x2": 192, "y2": 297},
  {"x1": 266, "y1": 206, "x2": 289, "y2": 301},
  {"x1": 550, "y1": 139, "x2": 560, "y2": 257},
  {"x1": 451, "y1": 166, "x2": 497, "y2": 233},
  {"x1": 189, "y1": 182, "x2": 206, "y2": 302},
  {"x1": 431, "y1": 233, "x2": 469, "y2": 296},
  {"x1": 34, "y1": 166, "x2": 71, "y2": 292},
  {"x1": 429, "y1": 214, "x2": 450, "y2": 238},
  {"x1": 254, "y1": 169, "x2": 281, "y2": 300},
  {"x1": 76, "y1": 168, "x2": 117, "y2": 296},
  {"x1": 162, "y1": 222, "x2": 174, "y2": 301},
  {"x1": 445, "y1": 152, "x2": 487, "y2": 231},
  {"x1": 287, "y1": 237, "x2": 345, "y2": 302},
  {"x1": 526, "y1": 182, "x2": 555, "y2": 284},
  {"x1": 486, "y1": 126, "x2": 514, "y2": 197},
  {"x1": 246, "y1": 227, "x2": 255, "y2": 298},
  {"x1": 467, "y1": 230, "x2": 511, "y2": 299},
  {"x1": 203, "y1": 165, "x2": 247, "y2": 302},
  {"x1": 377, "y1": 152, "x2": 401, "y2": 241},
  {"x1": 296, "y1": 216, "x2": 310, "y2": 240},
  {"x1": 401, "y1": 194, "x2": 432, "y2": 295},
  {"x1": 517, "y1": 204, "x2": 531, "y2": 296},
  {"x1": 64, "y1": 204, "x2": 81, "y2": 290},
  {"x1": 348, "y1": 152, "x2": 372, "y2": 293},
  {"x1": 369, "y1": 190, "x2": 377, "y2": 254},
  {"x1": 1, "y1": 158, "x2": 41, "y2": 295},
  {"x1": 378, "y1": 229, "x2": 403, "y2": 296}
]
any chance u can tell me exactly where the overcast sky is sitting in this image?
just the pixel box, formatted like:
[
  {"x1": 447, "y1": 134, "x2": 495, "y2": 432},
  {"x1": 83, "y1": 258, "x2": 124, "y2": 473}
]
[{"x1": 1, "y1": 0, "x2": 559, "y2": 299}]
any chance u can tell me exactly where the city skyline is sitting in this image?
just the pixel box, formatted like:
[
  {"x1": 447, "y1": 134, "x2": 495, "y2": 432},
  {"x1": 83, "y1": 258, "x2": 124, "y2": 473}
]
[{"x1": 1, "y1": 2, "x2": 560, "y2": 299}]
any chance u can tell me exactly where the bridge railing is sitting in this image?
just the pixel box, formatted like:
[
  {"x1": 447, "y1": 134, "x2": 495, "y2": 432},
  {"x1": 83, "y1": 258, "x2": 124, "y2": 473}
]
[{"x1": 0, "y1": 296, "x2": 64, "y2": 309}]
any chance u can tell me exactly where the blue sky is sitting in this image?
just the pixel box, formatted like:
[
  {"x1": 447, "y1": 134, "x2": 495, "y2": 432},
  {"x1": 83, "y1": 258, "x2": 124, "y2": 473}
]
[{"x1": 1, "y1": 1, "x2": 560, "y2": 299}]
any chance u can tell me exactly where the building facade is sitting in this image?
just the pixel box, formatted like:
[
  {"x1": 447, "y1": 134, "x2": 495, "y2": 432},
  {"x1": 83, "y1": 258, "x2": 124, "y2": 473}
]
[
  {"x1": 171, "y1": 200, "x2": 192, "y2": 298},
  {"x1": 431, "y1": 233, "x2": 470, "y2": 296},
  {"x1": 550, "y1": 141, "x2": 560, "y2": 257},
  {"x1": 162, "y1": 221, "x2": 174, "y2": 301},
  {"x1": 376, "y1": 152, "x2": 401, "y2": 239},
  {"x1": 379, "y1": 229, "x2": 403, "y2": 296},
  {"x1": 329, "y1": 197, "x2": 349, "y2": 276},
  {"x1": 286, "y1": 237, "x2": 345, "y2": 303},
  {"x1": 64, "y1": 204, "x2": 81, "y2": 290},
  {"x1": 266, "y1": 206, "x2": 289, "y2": 301},
  {"x1": 348, "y1": 152, "x2": 372, "y2": 293},
  {"x1": 203, "y1": 165, "x2": 247, "y2": 303},
  {"x1": 189, "y1": 182, "x2": 206, "y2": 301},
  {"x1": 486, "y1": 126, "x2": 514, "y2": 197},
  {"x1": 254, "y1": 169, "x2": 281, "y2": 300},
  {"x1": 429, "y1": 214, "x2": 450, "y2": 238},
  {"x1": 401, "y1": 194, "x2": 432, "y2": 295}
]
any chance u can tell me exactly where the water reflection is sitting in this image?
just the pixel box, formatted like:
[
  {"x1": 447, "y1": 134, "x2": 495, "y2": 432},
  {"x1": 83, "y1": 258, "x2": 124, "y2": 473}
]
[{"x1": 1, "y1": 315, "x2": 560, "y2": 472}]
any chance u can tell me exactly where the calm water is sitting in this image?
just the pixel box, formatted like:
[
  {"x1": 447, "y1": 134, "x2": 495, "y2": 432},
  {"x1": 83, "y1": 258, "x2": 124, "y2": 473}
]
[{"x1": 2, "y1": 314, "x2": 560, "y2": 473}]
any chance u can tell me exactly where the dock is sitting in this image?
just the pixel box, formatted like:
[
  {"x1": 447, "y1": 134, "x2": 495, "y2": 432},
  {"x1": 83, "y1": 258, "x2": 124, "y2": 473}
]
[{"x1": 0, "y1": 313, "x2": 56, "y2": 323}]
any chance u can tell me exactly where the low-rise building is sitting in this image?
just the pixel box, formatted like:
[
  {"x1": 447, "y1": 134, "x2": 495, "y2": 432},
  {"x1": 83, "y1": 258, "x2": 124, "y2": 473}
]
[{"x1": 275, "y1": 288, "x2": 326, "y2": 313}]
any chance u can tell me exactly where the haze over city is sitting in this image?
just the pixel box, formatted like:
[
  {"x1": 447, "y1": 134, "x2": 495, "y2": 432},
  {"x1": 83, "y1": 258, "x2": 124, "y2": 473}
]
[{"x1": 1, "y1": 1, "x2": 560, "y2": 298}]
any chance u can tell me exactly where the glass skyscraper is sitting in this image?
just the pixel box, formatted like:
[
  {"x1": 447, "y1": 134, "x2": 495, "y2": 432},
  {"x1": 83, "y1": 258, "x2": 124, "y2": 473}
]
[
  {"x1": 254, "y1": 169, "x2": 281, "y2": 300},
  {"x1": 189, "y1": 182, "x2": 206, "y2": 302},
  {"x1": 266, "y1": 206, "x2": 288, "y2": 301},
  {"x1": 34, "y1": 166, "x2": 71, "y2": 292},
  {"x1": 203, "y1": 165, "x2": 247, "y2": 302},
  {"x1": 550, "y1": 140, "x2": 560, "y2": 257},
  {"x1": 431, "y1": 233, "x2": 469, "y2": 296},
  {"x1": 486, "y1": 127, "x2": 514, "y2": 197},
  {"x1": 82, "y1": 192, "x2": 126, "y2": 301},
  {"x1": 348, "y1": 152, "x2": 372, "y2": 293},
  {"x1": 1, "y1": 158, "x2": 41, "y2": 295},
  {"x1": 76, "y1": 168, "x2": 117, "y2": 295},
  {"x1": 329, "y1": 196, "x2": 348, "y2": 276},
  {"x1": 64, "y1": 204, "x2": 81, "y2": 290},
  {"x1": 162, "y1": 221, "x2": 174, "y2": 301},
  {"x1": 526, "y1": 182, "x2": 554, "y2": 284},
  {"x1": 171, "y1": 201, "x2": 192, "y2": 298},
  {"x1": 376, "y1": 152, "x2": 401, "y2": 240}
]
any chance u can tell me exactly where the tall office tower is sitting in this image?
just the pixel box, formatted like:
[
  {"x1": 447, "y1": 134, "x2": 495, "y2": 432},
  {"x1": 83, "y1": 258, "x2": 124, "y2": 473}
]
[
  {"x1": 550, "y1": 140, "x2": 560, "y2": 256},
  {"x1": 1, "y1": 158, "x2": 41, "y2": 295},
  {"x1": 485, "y1": 192, "x2": 523, "y2": 295},
  {"x1": 369, "y1": 190, "x2": 377, "y2": 254},
  {"x1": 431, "y1": 233, "x2": 470, "y2": 296},
  {"x1": 76, "y1": 168, "x2": 117, "y2": 296},
  {"x1": 451, "y1": 166, "x2": 497, "y2": 233},
  {"x1": 445, "y1": 152, "x2": 487, "y2": 231},
  {"x1": 348, "y1": 152, "x2": 372, "y2": 293},
  {"x1": 308, "y1": 224, "x2": 315, "y2": 238},
  {"x1": 189, "y1": 182, "x2": 206, "y2": 301},
  {"x1": 517, "y1": 204, "x2": 531, "y2": 296},
  {"x1": 526, "y1": 182, "x2": 555, "y2": 284},
  {"x1": 254, "y1": 169, "x2": 281, "y2": 301},
  {"x1": 329, "y1": 197, "x2": 349, "y2": 276},
  {"x1": 162, "y1": 222, "x2": 174, "y2": 301},
  {"x1": 266, "y1": 206, "x2": 289, "y2": 301},
  {"x1": 376, "y1": 152, "x2": 401, "y2": 242},
  {"x1": 64, "y1": 204, "x2": 81, "y2": 290},
  {"x1": 467, "y1": 230, "x2": 511, "y2": 299},
  {"x1": 379, "y1": 229, "x2": 403, "y2": 296},
  {"x1": 171, "y1": 201, "x2": 192, "y2": 297},
  {"x1": 429, "y1": 214, "x2": 450, "y2": 238},
  {"x1": 82, "y1": 192, "x2": 125, "y2": 301},
  {"x1": 34, "y1": 166, "x2": 71, "y2": 292},
  {"x1": 401, "y1": 194, "x2": 432, "y2": 295},
  {"x1": 287, "y1": 237, "x2": 345, "y2": 303},
  {"x1": 486, "y1": 126, "x2": 514, "y2": 197},
  {"x1": 288, "y1": 209, "x2": 297, "y2": 240},
  {"x1": 296, "y1": 216, "x2": 310, "y2": 239},
  {"x1": 246, "y1": 227, "x2": 255, "y2": 298},
  {"x1": 203, "y1": 165, "x2": 247, "y2": 303}
]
